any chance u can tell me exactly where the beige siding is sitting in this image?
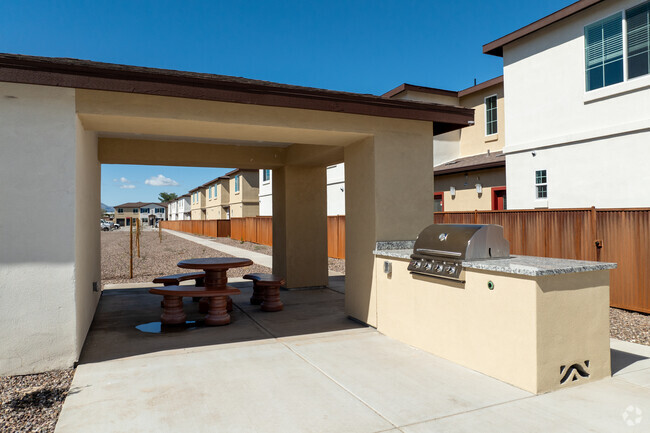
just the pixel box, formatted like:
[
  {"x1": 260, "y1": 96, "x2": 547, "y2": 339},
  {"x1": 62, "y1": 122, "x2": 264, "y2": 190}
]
[
  {"x1": 435, "y1": 167, "x2": 506, "y2": 211},
  {"x1": 458, "y1": 84, "x2": 505, "y2": 157}
]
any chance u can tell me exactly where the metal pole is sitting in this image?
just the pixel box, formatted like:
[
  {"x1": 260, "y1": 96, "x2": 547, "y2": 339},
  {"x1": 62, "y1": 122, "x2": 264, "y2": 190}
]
[
  {"x1": 129, "y1": 218, "x2": 133, "y2": 279},
  {"x1": 159, "y1": 220, "x2": 162, "y2": 243}
]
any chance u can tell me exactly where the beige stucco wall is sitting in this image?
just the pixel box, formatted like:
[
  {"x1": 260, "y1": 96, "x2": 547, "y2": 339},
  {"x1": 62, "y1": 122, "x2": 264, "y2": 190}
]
[
  {"x1": 458, "y1": 84, "x2": 505, "y2": 157},
  {"x1": 345, "y1": 127, "x2": 434, "y2": 326},
  {"x1": 190, "y1": 189, "x2": 206, "y2": 219},
  {"x1": 0, "y1": 83, "x2": 80, "y2": 375},
  {"x1": 435, "y1": 167, "x2": 506, "y2": 211},
  {"x1": 373, "y1": 256, "x2": 611, "y2": 394},
  {"x1": 74, "y1": 116, "x2": 102, "y2": 357},
  {"x1": 216, "y1": 179, "x2": 230, "y2": 205}
]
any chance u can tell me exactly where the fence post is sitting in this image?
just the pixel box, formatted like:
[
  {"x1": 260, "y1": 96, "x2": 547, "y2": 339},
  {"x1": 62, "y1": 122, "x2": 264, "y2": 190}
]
[
  {"x1": 474, "y1": 209, "x2": 478, "y2": 224},
  {"x1": 129, "y1": 220, "x2": 133, "y2": 279},
  {"x1": 591, "y1": 206, "x2": 600, "y2": 261}
]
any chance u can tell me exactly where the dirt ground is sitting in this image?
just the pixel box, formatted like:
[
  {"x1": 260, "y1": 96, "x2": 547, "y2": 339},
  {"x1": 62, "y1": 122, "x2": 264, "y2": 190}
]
[{"x1": 101, "y1": 229, "x2": 271, "y2": 286}]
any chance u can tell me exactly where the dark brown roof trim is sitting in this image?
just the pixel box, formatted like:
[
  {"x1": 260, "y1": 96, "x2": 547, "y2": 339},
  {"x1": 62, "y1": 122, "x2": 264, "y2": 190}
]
[
  {"x1": 483, "y1": 0, "x2": 604, "y2": 56},
  {"x1": 0, "y1": 53, "x2": 473, "y2": 131},
  {"x1": 435, "y1": 160, "x2": 505, "y2": 176},
  {"x1": 458, "y1": 76, "x2": 503, "y2": 97},
  {"x1": 382, "y1": 83, "x2": 458, "y2": 99}
]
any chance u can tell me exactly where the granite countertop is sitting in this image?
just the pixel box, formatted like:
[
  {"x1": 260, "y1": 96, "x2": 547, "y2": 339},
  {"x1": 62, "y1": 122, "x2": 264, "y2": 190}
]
[
  {"x1": 462, "y1": 256, "x2": 616, "y2": 276},
  {"x1": 373, "y1": 241, "x2": 617, "y2": 276}
]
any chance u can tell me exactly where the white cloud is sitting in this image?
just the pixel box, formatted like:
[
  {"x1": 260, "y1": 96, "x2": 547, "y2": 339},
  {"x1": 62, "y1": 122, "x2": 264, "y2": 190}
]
[
  {"x1": 120, "y1": 184, "x2": 136, "y2": 189},
  {"x1": 114, "y1": 177, "x2": 130, "y2": 183},
  {"x1": 145, "y1": 174, "x2": 179, "y2": 187}
]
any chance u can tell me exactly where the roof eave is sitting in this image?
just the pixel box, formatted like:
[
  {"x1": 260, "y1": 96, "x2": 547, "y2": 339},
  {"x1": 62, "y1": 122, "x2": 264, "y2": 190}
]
[{"x1": 483, "y1": 0, "x2": 605, "y2": 57}]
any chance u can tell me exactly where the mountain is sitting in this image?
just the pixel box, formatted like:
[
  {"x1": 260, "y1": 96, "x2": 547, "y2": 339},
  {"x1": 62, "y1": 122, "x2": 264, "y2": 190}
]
[{"x1": 101, "y1": 202, "x2": 114, "y2": 212}]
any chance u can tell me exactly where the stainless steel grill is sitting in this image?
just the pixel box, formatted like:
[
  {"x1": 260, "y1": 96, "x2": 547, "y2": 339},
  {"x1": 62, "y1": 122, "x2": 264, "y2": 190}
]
[{"x1": 408, "y1": 224, "x2": 509, "y2": 282}]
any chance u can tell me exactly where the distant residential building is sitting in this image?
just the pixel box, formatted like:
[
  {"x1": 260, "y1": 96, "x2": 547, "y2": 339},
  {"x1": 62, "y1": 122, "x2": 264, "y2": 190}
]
[
  {"x1": 114, "y1": 202, "x2": 166, "y2": 226},
  {"x1": 189, "y1": 185, "x2": 207, "y2": 220},
  {"x1": 228, "y1": 169, "x2": 259, "y2": 218},
  {"x1": 204, "y1": 175, "x2": 231, "y2": 219}
]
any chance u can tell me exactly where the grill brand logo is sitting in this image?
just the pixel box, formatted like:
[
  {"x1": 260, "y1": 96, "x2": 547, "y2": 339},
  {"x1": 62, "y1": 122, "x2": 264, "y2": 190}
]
[
  {"x1": 622, "y1": 406, "x2": 643, "y2": 426},
  {"x1": 438, "y1": 233, "x2": 448, "y2": 242}
]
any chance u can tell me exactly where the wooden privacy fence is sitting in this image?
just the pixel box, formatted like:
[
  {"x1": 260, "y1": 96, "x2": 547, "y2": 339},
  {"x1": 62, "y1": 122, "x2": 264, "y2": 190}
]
[
  {"x1": 161, "y1": 215, "x2": 346, "y2": 259},
  {"x1": 434, "y1": 208, "x2": 650, "y2": 314}
]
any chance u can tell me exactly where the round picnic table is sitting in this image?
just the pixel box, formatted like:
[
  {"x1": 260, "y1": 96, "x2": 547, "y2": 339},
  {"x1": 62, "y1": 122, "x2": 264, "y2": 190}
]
[
  {"x1": 177, "y1": 257, "x2": 253, "y2": 290},
  {"x1": 175, "y1": 257, "x2": 254, "y2": 325}
]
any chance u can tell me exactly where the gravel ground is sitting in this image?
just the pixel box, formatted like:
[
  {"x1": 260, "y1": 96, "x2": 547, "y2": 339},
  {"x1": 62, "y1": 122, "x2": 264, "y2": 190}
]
[
  {"x1": 0, "y1": 369, "x2": 74, "y2": 433},
  {"x1": 610, "y1": 307, "x2": 650, "y2": 346},
  {"x1": 101, "y1": 229, "x2": 271, "y2": 285}
]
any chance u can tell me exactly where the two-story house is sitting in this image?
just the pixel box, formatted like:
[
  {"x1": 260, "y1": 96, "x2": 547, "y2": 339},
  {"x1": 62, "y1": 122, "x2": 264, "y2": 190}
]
[
  {"x1": 227, "y1": 169, "x2": 259, "y2": 218},
  {"x1": 177, "y1": 194, "x2": 191, "y2": 220},
  {"x1": 383, "y1": 77, "x2": 506, "y2": 211},
  {"x1": 114, "y1": 202, "x2": 165, "y2": 226},
  {"x1": 189, "y1": 185, "x2": 206, "y2": 220},
  {"x1": 204, "y1": 175, "x2": 231, "y2": 219},
  {"x1": 483, "y1": 0, "x2": 650, "y2": 209}
]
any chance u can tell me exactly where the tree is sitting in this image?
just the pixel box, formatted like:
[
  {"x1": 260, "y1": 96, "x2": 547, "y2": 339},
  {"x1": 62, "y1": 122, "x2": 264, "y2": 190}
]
[{"x1": 158, "y1": 192, "x2": 178, "y2": 202}]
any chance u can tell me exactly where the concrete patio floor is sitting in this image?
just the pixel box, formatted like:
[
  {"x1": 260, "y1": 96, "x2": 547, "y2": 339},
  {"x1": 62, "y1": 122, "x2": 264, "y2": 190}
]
[{"x1": 56, "y1": 277, "x2": 650, "y2": 432}]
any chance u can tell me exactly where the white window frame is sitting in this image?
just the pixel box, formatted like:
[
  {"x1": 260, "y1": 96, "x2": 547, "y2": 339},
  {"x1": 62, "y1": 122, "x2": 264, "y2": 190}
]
[
  {"x1": 535, "y1": 169, "x2": 548, "y2": 200},
  {"x1": 484, "y1": 94, "x2": 498, "y2": 136},
  {"x1": 584, "y1": 3, "x2": 650, "y2": 95}
]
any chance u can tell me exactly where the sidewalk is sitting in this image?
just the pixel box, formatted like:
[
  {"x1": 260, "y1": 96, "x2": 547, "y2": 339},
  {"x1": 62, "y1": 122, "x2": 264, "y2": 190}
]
[{"x1": 163, "y1": 229, "x2": 273, "y2": 268}]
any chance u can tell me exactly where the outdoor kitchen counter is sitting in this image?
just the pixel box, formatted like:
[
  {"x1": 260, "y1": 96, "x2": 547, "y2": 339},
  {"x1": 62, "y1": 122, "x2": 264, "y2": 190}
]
[
  {"x1": 372, "y1": 241, "x2": 616, "y2": 395},
  {"x1": 373, "y1": 244, "x2": 617, "y2": 276}
]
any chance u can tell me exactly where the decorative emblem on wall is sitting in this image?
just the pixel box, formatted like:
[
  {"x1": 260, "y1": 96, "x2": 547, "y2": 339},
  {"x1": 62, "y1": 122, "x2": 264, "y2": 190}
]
[{"x1": 560, "y1": 360, "x2": 590, "y2": 384}]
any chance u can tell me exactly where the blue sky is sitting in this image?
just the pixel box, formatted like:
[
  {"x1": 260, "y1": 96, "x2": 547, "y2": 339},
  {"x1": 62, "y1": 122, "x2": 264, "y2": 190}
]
[{"x1": 0, "y1": 0, "x2": 575, "y2": 205}]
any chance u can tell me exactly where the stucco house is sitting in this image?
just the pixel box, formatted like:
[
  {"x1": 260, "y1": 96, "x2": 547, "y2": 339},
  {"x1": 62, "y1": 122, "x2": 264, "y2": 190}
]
[
  {"x1": 115, "y1": 202, "x2": 165, "y2": 226},
  {"x1": 227, "y1": 169, "x2": 259, "y2": 218},
  {"x1": 168, "y1": 194, "x2": 191, "y2": 221},
  {"x1": 204, "y1": 175, "x2": 231, "y2": 220},
  {"x1": 384, "y1": 77, "x2": 507, "y2": 211},
  {"x1": 189, "y1": 184, "x2": 207, "y2": 220},
  {"x1": 484, "y1": 0, "x2": 650, "y2": 209}
]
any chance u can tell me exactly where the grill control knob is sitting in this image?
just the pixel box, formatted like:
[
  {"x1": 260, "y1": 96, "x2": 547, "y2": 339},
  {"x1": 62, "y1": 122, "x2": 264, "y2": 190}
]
[
  {"x1": 448, "y1": 266, "x2": 456, "y2": 274},
  {"x1": 425, "y1": 263, "x2": 433, "y2": 271},
  {"x1": 434, "y1": 264, "x2": 443, "y2": 272},
  {"x1": 412, "y1": 261, "x2": 420, "y2": 269}
]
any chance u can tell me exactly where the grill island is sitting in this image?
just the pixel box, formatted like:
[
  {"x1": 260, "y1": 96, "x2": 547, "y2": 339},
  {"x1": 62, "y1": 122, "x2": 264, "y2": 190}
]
[{"x1": 373, "y1": 224, "x2": 616, "y2": 394}]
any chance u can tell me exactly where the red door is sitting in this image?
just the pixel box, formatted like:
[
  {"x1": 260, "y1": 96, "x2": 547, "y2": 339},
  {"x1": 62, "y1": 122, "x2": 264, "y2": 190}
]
[{"x1": 491, "y1": 187, "x2": 507, "y2": 210}]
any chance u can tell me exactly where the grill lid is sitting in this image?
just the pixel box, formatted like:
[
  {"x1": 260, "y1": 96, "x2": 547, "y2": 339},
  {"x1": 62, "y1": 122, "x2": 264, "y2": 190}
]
[{"x1": 412, "y1": 224, "x2": 509, "y2": 261}]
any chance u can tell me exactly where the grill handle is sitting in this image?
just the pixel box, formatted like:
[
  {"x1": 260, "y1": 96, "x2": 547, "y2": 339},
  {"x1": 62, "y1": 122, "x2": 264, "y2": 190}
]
[{"x1": 415, "y1": 248, "x2": 462, "y2": 257}]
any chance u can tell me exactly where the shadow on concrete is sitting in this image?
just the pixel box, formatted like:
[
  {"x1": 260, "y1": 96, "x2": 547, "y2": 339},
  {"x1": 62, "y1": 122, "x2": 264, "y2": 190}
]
[
  {"x1": 79, "y1": 276, "x2": 365, "y2": 364},
  {"x1": 611, "y1": 348, "x2": 649, "y2": 374}
]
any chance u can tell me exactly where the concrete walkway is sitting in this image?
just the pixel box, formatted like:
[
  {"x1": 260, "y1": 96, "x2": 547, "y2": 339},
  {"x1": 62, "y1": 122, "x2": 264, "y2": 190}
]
[
  {"x1": 55, "y1": 278, "x2": 650, "y2": 432},
  {"x1": 163, "y1": 229, "x2": 273, "y2": 268}
]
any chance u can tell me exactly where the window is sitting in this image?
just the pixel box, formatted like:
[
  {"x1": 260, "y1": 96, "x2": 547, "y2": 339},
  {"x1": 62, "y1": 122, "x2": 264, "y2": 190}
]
[
  {"x1": 485, "y1": 95, "x2": 498, "y2": 135},
  {"x1": 263, "y1": 169, "x2": 271, "y2": 182},
  {"x1": 208, "y1": 187, "x2": 212, "y2": 199},
  {"x1": 434, "y1": 192, "x2": 444, "y2": 212},
  {"x1": 585, "y1": 13, "x2": 624, "y2": 91},
  {"x1": 627, "y1": 2, "x2": 650, "y2": 79},
  {"x1": 117, "y1": 208, "x2": 123, "y2": 214},
  {"x1": 132, "y1": 209, "x2": 138, "y2": 214},
  {"x1": 235, "y1": 175, "x2": 240, "y2": 193},
  {"x1": 214, "y1": 186, "x2": 217, "y2": 198},
  {"x1": 535, "y1": 170, "x2": 548, "y2": 199},
  {"x1": 140, "y1": 208, "x2": 148, "y2": 213}
]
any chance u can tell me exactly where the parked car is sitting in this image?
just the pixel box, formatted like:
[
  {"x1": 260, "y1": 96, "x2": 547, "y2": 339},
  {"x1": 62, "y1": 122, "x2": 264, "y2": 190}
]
[{"x1": 100, "y1": 219, "x2": 113, "y2": 231}]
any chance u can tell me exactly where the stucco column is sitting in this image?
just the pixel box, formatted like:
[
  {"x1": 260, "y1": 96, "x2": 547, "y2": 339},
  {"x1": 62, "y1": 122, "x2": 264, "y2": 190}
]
[
  {"x1": 272, "y1": 165, "x2": 328, "y2": 288},
  {"x1": 344, "y1": 131, "x2": 434, "y2": 326}
]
